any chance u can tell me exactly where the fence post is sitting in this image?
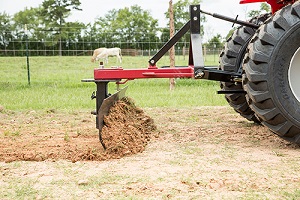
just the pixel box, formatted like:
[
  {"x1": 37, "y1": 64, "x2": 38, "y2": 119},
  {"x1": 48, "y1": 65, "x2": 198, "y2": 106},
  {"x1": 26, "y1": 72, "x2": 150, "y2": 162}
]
[
  {"x1": 25, "y1": 24, "x2": 30, "y2": 85},
  {"x1": 169, "y1": 0, "x2": 176, "y2": 90}
]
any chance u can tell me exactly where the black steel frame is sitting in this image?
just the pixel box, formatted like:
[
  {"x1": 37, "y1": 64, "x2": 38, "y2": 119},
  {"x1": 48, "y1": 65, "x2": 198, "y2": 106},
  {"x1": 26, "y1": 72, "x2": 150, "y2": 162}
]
[{"x1": 149, "y1": 5, "x2": 259, "y2": 83}]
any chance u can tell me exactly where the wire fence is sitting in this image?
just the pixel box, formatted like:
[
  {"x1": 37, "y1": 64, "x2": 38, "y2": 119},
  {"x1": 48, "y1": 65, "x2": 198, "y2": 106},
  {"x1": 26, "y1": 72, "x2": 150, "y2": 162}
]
[
  {"x1": 0, "y1": 30, "x2": 223, "y2": 59},
  {"x1": 0, "y1": 40, "x2": 222, "y2": 62}
]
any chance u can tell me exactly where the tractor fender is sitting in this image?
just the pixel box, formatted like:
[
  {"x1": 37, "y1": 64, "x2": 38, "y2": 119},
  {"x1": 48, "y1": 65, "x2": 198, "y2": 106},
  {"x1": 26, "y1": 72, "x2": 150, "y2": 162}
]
[{"x1": 240, "y1": 0, "x2": 285, "y2": 13}]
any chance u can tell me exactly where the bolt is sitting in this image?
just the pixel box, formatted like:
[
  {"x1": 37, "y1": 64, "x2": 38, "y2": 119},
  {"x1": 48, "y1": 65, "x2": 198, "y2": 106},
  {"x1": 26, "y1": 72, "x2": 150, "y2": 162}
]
[
  {"x1": 193, "y1": 17, "x2": 198, "y2": 21},
  {"x1": 195, "y1": 70, "x2": 205, "y2": 79},
  {"x1": 233, "y1": 77, "x2": 242, "y2": 83},
  {"x1": 193, "y1": 6, "x2": 197, "y2": 11},
  {"x1": 150, "y1": 60, "x2": 155, "y2": 64}
]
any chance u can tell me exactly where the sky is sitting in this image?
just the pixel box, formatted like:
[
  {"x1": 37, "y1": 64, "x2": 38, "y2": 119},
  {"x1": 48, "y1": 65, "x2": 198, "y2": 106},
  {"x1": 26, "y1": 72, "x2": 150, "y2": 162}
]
[{"x1": 0, "y1": 0, "x2": 262, "y2": 42}]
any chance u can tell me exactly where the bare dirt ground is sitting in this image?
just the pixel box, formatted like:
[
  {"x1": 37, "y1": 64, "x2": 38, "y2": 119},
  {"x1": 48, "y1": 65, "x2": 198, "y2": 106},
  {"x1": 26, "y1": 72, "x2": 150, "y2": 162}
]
[
  {"x1": 0, "y1": 102, "x2": 299, "y2": 199},
  {"x1": 0, "y1": 98, "x2": 156, "y2": 163}
]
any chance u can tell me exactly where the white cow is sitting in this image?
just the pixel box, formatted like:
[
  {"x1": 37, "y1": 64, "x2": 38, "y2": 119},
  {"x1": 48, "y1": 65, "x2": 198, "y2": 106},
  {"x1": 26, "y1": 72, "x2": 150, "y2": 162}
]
[
  {"x1": 91, "y1": 47, "x2": 107, "y2": 62},
  {"x1": 95, "y1": 47, "x2": 122, "y2": 64}
]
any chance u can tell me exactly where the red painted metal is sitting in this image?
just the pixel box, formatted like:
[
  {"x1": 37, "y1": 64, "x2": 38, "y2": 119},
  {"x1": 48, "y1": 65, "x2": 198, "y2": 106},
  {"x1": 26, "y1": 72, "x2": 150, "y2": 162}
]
[
  {"x1": 239, "y1": 0, "x2": 291, "y2": 13},
  {"x1": 240, "y1": 0, "x2": 267, "y2": 3},
  {"x1": 94, "y1": 66, "x2": 194, "y2": 80},
  {"x1": 240, "y1": 0, "x2": 270, "y2": 4}
]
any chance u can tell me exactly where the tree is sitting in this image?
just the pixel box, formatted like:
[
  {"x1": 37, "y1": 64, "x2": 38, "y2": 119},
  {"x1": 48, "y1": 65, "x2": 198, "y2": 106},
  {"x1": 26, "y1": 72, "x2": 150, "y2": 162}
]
[
  {"x1": 40, "y1": 0, "x2": 82, "y2": 27},
  {"x1": 13, "y1": 7, "x2": 41, "y2": 34},
  {"x1": 61, "y1": 22, "x2": 85, "y2": 55},
  {"x1": 225, "y1": 28, "x2": 236, "y2": 41},
  {"x1": 248, "y1": 3, "x2": 271, "y2": 18},
  {"x1": 164, "y1": 0, "x2": 205, "y2": 33},
  {"x1": 39, "y1": 0, "x2": 82, "y2": 55},
  {"x1": 162, "y1": 0, "x2": 206, "y2": 49},
  {"x1": 93, "y1": 5, "x2": 159, "y2": 50},
  {"x1": 205, "y1": 34, "x2": 223, "y2": 49},
  {"x1": 224, "y1": 3, "x2": 270, "y2": 43},
  {"x1": 91, "y1": 9, "x2": 118, "y2": 48},
  {"x1": 12, "y1": 7, "x2": 43, "y2": 55},
  {"x1": 0, "y1": 12, "x2": 13, "y2": 55}
]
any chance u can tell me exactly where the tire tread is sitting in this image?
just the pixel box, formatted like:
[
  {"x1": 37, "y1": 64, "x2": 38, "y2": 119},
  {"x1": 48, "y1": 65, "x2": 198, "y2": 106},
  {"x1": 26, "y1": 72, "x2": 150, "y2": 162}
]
[{"x1": 243, "y1": 2, "x2": 300, "y2": 144}]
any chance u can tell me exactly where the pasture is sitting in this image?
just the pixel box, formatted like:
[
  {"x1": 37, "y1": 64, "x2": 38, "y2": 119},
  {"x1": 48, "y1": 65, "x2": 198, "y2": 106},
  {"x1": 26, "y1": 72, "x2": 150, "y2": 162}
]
[
  {"x1": 0, "y1": 55, "x2": 225, "y2": 111},
  {"x1": 0, "y1": 55, "x2": 300, "y2": 199}
]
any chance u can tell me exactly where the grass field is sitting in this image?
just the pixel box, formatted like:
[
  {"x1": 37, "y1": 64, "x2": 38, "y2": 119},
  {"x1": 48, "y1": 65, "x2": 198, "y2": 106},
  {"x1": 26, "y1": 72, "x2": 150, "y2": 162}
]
[{"x1": 0, "y1": 55, "x2": 226, "y2": 111}]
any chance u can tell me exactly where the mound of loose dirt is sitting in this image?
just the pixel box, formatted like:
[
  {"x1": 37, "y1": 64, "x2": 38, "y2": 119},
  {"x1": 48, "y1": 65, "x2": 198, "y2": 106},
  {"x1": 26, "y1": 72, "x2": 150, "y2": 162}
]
[
  {"x1": 0, "y1": 97, "x2": 157, "y2": 162},
  {"x1": 101, "y1": 97, "x2": 157, "y2": 156}
]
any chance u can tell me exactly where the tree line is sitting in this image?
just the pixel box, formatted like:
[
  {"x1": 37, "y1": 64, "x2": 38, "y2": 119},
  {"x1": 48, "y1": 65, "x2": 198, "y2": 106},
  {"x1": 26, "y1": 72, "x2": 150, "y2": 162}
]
[
  {"x1": 0, "y1": 0, "x2": 269, "y2": 56},
  {"x1": 0, "y1": 0, "x2": 207, "y2": 56}
]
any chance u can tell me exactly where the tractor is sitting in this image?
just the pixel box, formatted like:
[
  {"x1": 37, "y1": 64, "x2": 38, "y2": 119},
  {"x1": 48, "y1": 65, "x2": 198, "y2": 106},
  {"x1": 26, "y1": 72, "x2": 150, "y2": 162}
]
[{"x1": 83, "y1": 0, "x2": 300, "y2": 148}]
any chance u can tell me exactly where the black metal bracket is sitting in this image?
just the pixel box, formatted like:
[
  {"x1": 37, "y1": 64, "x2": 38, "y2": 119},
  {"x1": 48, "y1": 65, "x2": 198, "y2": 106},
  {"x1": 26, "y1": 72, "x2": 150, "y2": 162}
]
[
  {"x1": 148, "y1": 21, "x2": 190, "y2": 66},
  {"x1": 82, "y1": 79, "x2": 116, "y2": 128},
  {"x1": 149, "y1": 4, "x2": 205, "y2": 67},
  {"x1": 194, "y1": 67, "x2": 242, "y2": 82},
  {"x1": 148, "y1": 4, "x2": 259, "y2": 68},
  {"x1": 189, "y1": 5, "x2": 204, "y2": 67}
]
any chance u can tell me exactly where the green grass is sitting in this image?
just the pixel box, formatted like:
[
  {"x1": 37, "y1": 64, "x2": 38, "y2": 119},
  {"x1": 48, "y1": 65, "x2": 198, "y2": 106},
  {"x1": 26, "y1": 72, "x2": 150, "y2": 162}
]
[{"x1": 0, "y1": 55, "x2": 226, "y2": 111}]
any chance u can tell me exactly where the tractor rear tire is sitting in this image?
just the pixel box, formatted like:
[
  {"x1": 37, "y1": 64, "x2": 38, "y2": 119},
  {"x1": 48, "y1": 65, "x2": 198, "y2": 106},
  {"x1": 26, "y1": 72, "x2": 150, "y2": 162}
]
[
  {"x1": 219, "y1": 14, "x2": 269, "y2": 122},
  {"x1": 243, "y1": 2, "x2": 300, "y2": 144}
]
